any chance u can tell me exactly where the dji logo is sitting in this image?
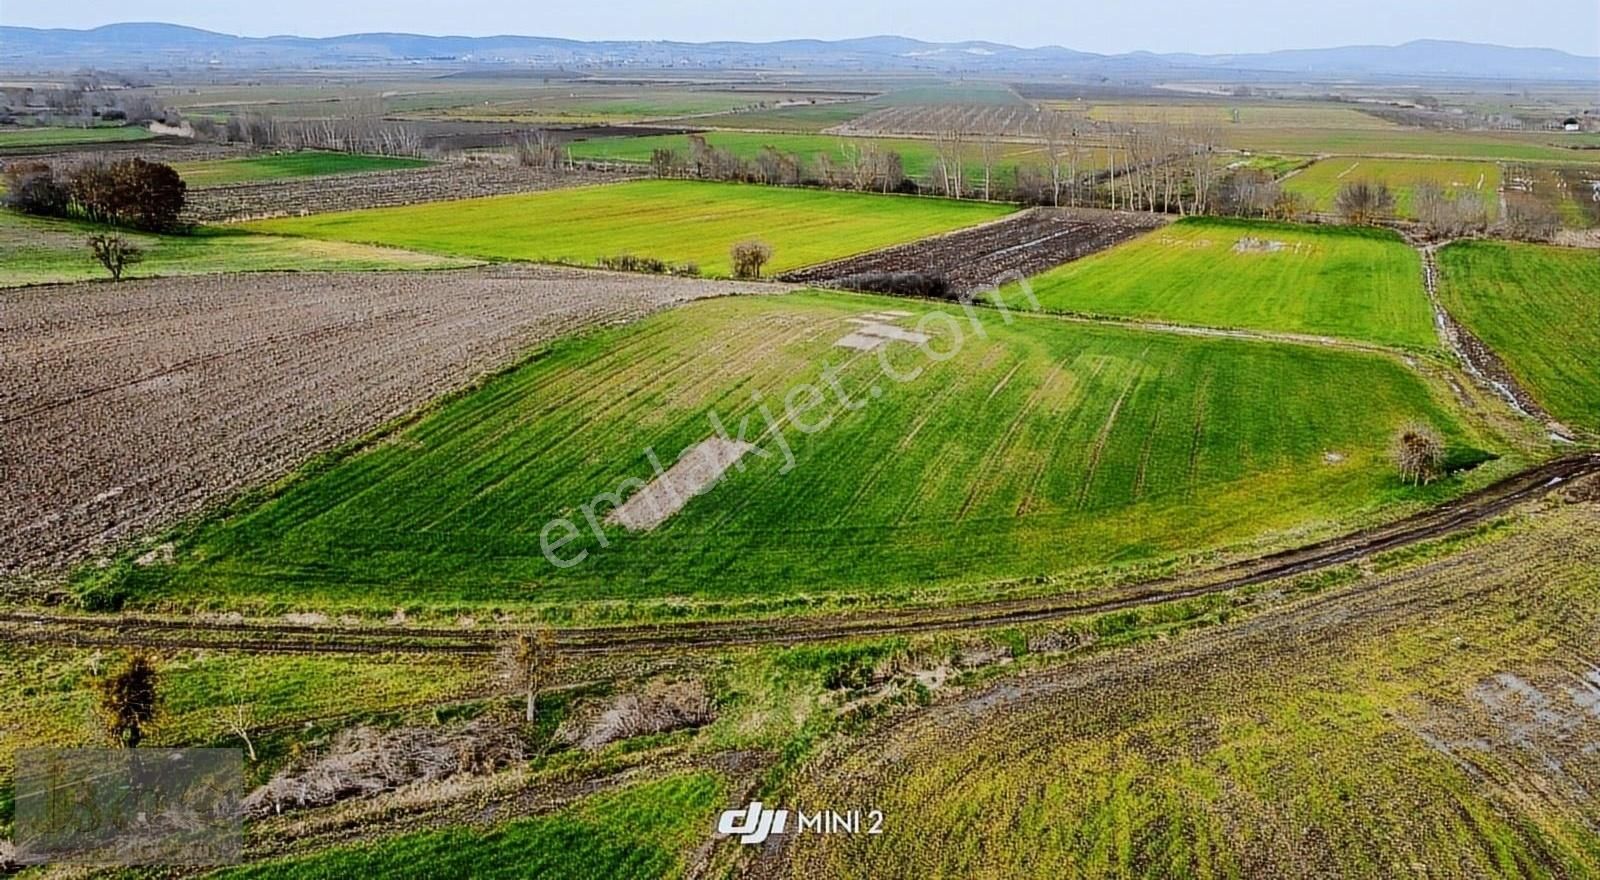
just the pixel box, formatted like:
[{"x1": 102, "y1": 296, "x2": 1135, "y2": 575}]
[{"x1": 716, "y1": 801, "x2": 885, "y2": 845}]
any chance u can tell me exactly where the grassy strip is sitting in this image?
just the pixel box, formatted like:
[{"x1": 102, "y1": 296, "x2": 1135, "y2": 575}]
[
  {"x1": 0, "y1": 210, "x2": 474, "y2": 287},
  {"x1": 244, "y1": 179, "x2": 1014, "y2": 276},
  {"x1": 1436, "y1": 239, "x2": 1600, "y2": 434},
  {"x1": 1012, "y1": 217, "x2": 1438, "y2": 350},
  {"x1": 172, "y1": 152, "x2": 431, "y2": 188}
]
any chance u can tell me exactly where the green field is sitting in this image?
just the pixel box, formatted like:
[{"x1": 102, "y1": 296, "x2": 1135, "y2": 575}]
[
  {"x1": 1221, "y1": 127, "x2": 1600, "y2": 163},
  {"x1": 693, "y1": 102, "x2": 879, "y2": 132},
  {"x1": 214, "y1": 773, "x2": 724, "y2": 880},
  {"x1": 1014, "y1": 218, "x2": 1437, "y2": 350},
  {"x1": 112, "y1": 290, "x2": 1493, "y2": 614},
  {"x1": 0, "y1": 211, "x2": 473, "y2": 287},
  {"x1": 172, "y1": 151, "x2": 431, "y2": 187},
  {"x1": 0, "y1": 125, "x2": 155, "y2": 149},
  {"x1": 1284, "y1": 157, "x2": 1501, "y2": 218},
  {"x1": 245, "y1": 180, "x2": 1013, "y2": 276},
  {"x1": 1436, "y1": 240, "x2": 1600, "y2": 434},
  {"x1": 565, "y1": 131, "x2": 1056, "y2": 182}
]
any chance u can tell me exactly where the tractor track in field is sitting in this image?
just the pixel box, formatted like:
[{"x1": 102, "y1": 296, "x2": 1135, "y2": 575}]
[{"x1": 3, "y1": 453, "x2": 1596, "y2": 658}]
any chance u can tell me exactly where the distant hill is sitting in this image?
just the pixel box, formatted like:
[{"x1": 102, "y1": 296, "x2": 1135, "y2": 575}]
[{"x1": 1, "y1": 23, "x2": 1595, "y2": 81}]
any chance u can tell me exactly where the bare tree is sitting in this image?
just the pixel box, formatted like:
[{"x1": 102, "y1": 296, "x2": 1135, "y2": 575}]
[
  {"x1": 515, "y1": 131, "x2": 561, "y2": 170},
  {"x1": 88, "y1": 233, "x2": 142, "y2": 281},
  {"x1": 976, "y1": 138, "x2": 999, "y2": 201},
  {"x1": 1185, "y1": 123, "x2": 1221, "y2": 215},
  {"x1": 217, "y1": 695, "x2": 258, "y2": 762},
  {"x1": 499, "y1": 628, "x2": 558, "y2": 724},
  {"x1": 1414, "y1": 180, "x2": 1489, "y2": 237},
  {"x1": 1391, "y1": 422, "x2": 1446, "y2": 485},
  {"x1": 1334, "y1": 181, "x2": 1396, "y2": 225},
  {"x1": 731, "y1": 239, "x2": 774, "y2": 279},
  {"x1": 1503, "y1": 197, "x2": 1560, "y2": 242},
  {"x1": 931, "y1": 128, "x2": 965, "y2": 198}
]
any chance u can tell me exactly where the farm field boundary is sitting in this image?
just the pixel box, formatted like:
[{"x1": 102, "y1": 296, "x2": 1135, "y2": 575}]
[
  {"x1": 2, "y1": 451, "x2": 1595, "y2": 656},
  {"x1": 0, "y1": 266, "x2": 780, "y2": 574}
]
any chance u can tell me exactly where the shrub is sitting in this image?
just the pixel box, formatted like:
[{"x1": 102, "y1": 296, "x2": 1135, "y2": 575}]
[
  {"x1": 1391, "y1": 421, "x2": 1446, "y2": 485},
  {"x1": 595, "y1": 254, "x2": 699, "y2": 276},
  {"x1": 69, "y1": 158, "x2": 186, "y2": 232},
  {"x1": 97, "y1": 653, "x2": 160, "y2": 748},
  {"x1": 2, "y1": 161, "x2": 71, "y2": 216},
  {"x1": 730, "y1": 239, "x2": 773, "y2": 279}
]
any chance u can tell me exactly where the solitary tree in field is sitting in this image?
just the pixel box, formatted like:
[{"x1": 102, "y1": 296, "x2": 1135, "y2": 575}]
[
  {"x1": 731, "y1": 240, "x2": 774, "y2": 279},
  {"x1": 97, "y1": 652, "x2": 160, "y2": 748},
  {"x1": 500, "y1": 628, "x2": 558, "y2": 724},
  {"x1": 88, "y1": 233, "x2": 142, "y2": 281},
  {"x1": 1391, "y1": 421, "x2": 1446, "y2": 485}
]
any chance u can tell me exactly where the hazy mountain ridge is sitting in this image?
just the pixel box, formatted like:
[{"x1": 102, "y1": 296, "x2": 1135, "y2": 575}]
[{"x1": 2, "y1": 22, "x2": 1596, "y2": 80}]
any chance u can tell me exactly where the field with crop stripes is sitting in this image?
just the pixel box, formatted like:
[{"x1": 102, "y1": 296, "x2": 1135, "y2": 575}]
[
  {"x1": 1436, "y1": 240, "x2": 1600, "y2": 434},
  {"x1": 773, "y1": 505, "x2": 1600, "y2": 878},
  {"x1": 172, "y1": 151, "x2": 431, "y2": 187},
  {"x1": 1284, "y1": 157, "x2": 1501, "y2": 218},
  {"x1": 0, "y1": 125, "x2": 154, "y2": 149},
  {"x1": 1013, "y1": 218, "x2": 1436, "y2": 349},
  {"x1": 245, "y1": 180, "x2": 1013, "y2": 276},
  {"x1": 116, "y1": 290, "x2": 1494, "y2": 613}
]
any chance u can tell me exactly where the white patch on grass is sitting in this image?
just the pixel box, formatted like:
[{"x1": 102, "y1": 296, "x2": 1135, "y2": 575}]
[{"x1": 607, "y1": 437, "x2": 756, "y2": 531}]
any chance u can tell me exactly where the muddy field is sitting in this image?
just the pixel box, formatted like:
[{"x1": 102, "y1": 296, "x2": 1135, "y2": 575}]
[
  {"x1": 780, "y1": 207, "x2": 1165, "y2": 293},
  {"x1": 183, "y1": 161, "x2": 638, "y2": 223},
  {"x1": 0, "y1": 266, "x2": 776, "y2": 576}
]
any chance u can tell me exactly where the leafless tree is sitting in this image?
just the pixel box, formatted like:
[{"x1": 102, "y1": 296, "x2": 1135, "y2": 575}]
[
  {"x1": 976, "y1": 138, "x2": 999, "y2": 201},
  {"x1": 88, "y1": 233, "x2": 142, "y2": 281},
  {"x1": 515, "y1": 130, "x2": 561, "y2": 170},
  {"x1": 498, "y1": 628, "x2": 558, "y2": 724},
  {"x1": 932, "y1": 128, "x2": 965, "y2": 198},
  {"x1": 1391, "y1": 422, "x2": 1446, "y2": 485},
  {"x1": 1184, "y1": 123, "x2": 1221, "y2": 215},
  {"x1": 731, "y1": 239, "x2": 774, "y2": 279},
  {"x1": 1413, "y1": 180, "x2": 1489, "y2": 237},
  {"x1": 1334, "y1": 180, "x2": 1396, "y2": 225},
  {"x1": 1502, "y1": 196, "x2": 1560, "y2": 242},
  {"x1": 217, "y1": 695, "x2": 258, "y2": 762}
]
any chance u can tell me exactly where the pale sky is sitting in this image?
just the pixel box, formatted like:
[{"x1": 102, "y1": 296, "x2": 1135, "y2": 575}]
[{"x1": 5, "y1": 0, "x2": 1599, "y2": 56}]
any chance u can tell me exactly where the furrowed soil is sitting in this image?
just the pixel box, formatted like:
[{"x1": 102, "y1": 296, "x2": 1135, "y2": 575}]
[
  {"x1": 763, "y1": 501, "x2": 1600, "y2": 878},
  {"x1": 779, "y1": 207, "x2": 1167, "y2": 294},
  {"x1": 184, "y1": 162, "x2": 637, "y2": 223},
  {"x1": 0, "y1": 267, "x2": 778, "y2": 575}
]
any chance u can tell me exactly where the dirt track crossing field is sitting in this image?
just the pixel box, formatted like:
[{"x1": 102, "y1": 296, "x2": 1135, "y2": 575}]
[
  {"x1": 0, "y1": 266, "x2": 778, "y2": 576},
  {"x1": 778, "y1": 207, "x2": 1166, "y2": 294}
]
